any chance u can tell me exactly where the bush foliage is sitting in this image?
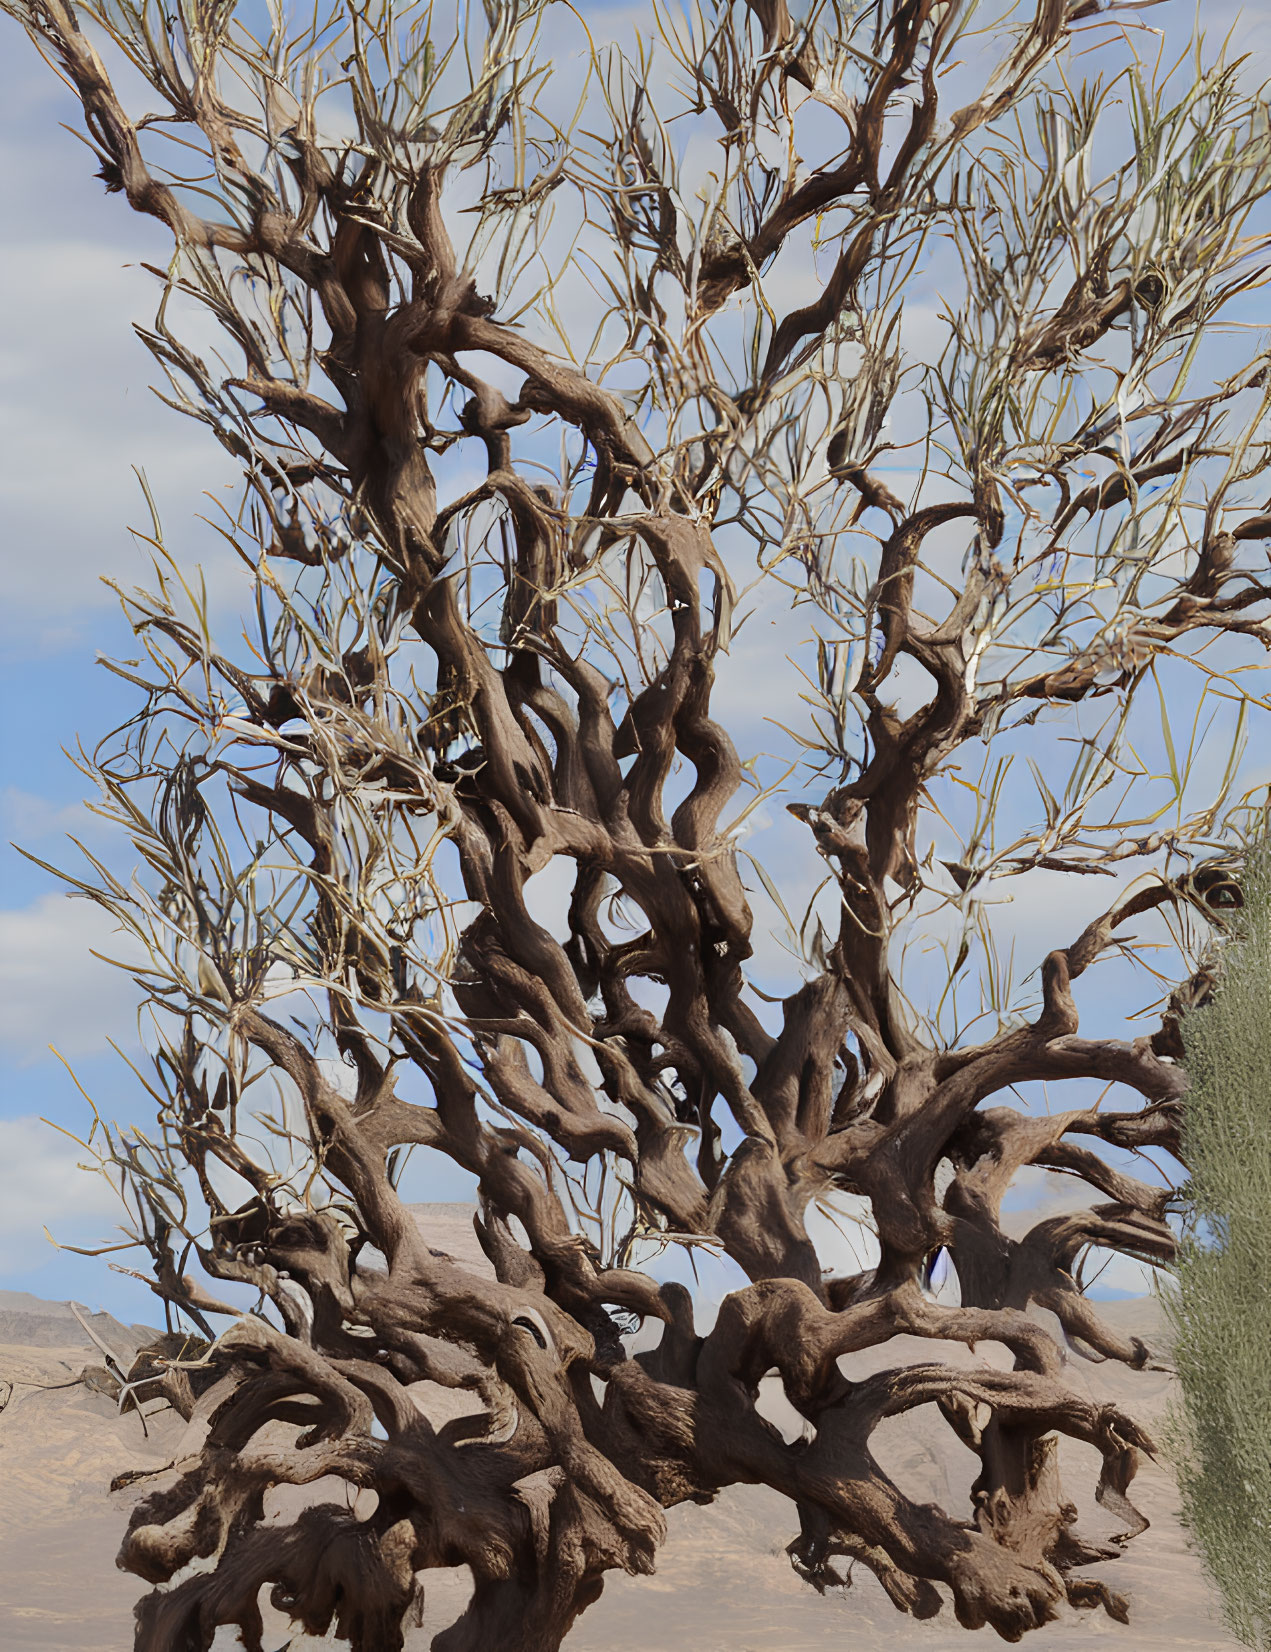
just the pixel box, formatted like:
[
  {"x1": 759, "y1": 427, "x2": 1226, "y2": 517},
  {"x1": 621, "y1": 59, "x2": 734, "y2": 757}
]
[{"x1": 1166, "y1": 836, "x2": 1271, "y2": 1650}]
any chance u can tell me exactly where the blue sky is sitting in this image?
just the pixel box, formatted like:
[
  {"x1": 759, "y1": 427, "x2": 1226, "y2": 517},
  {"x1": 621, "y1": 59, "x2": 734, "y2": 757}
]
[
  {"x1": 0, "y1": 23, "x2": 250, "y2": 1316},
  {"x1": 4, "y1": 0, "x2": 1271, "y2": 1323}
]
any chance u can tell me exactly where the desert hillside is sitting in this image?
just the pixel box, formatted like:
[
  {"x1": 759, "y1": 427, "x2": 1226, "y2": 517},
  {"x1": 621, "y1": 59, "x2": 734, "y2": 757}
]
[{"x1": 0, "y1": 1210, "x2": 1237, "y2": 1651}]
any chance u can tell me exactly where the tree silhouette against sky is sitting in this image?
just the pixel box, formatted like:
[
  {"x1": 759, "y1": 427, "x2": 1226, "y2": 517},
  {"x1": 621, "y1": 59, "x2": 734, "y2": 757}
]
[{"x1": 5, "y1": 1, "x2": 1271, "y2": 1647}]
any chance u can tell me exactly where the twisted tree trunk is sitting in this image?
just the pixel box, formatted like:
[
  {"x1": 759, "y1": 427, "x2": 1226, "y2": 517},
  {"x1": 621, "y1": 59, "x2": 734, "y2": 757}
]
[{"x1": 6, "y1": 0, "x2": 1271, "y2": 1647}]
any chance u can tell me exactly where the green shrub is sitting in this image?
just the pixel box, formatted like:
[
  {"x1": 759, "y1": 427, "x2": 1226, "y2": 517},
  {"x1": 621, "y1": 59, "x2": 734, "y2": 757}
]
[{"x1": 1163, "y1": 838, "x2": 1271, "y2": 1650}]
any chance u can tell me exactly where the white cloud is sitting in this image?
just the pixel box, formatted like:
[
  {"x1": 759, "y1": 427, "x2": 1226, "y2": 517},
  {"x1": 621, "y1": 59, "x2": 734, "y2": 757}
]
[
  {"x1": 807, "y1": 1190, "x2": 880, "y2": 1277},
  {"x1": 0, "y1": 891, "x2": 144, "y2": 1063},
  {"x1": 0, "y1": 1114, "x2": 124, "y2": 1274},
  {"x1": 0, "y1": 240, "x2": 234, "y2": 610},
  {"x1": 0, "y1": 53, "x2": 259, "y2": 652},
  {"x1": 0, "y1": 787, "x2": 104, "y2": 842}
]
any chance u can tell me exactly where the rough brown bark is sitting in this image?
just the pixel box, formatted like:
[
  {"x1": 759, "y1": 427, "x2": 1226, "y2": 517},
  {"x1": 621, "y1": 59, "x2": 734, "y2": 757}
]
[{"x1": 7, "y1": 0, "x2": 1271, "y2": 1647}]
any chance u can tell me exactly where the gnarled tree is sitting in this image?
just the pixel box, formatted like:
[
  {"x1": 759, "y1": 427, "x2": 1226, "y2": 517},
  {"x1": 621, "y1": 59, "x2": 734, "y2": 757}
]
[{"x1": 7, "y1": 0, "x2": 1271, "y2": 1647}]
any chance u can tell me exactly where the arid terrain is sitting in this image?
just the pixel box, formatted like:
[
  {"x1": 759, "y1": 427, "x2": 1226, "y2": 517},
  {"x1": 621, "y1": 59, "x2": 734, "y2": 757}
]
[{"x1": 0, "y1": 1207, "x2": 1237, "y2": 1651}]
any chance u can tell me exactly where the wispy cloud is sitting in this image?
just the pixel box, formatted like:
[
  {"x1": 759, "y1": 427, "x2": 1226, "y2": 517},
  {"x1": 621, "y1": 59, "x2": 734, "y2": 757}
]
[
  {"x1": 1, "y1": 786, "x2": 106, "y2": 842},
  {"x1": 0, "y1": 891, "x2": 143, "y2": 1063},
  {"x1": 0, "y1": 1113, "x2": 124, "y2": 1274},
  {"x1": 0, "y1": 37, "x2": 249, "y2": 653}
]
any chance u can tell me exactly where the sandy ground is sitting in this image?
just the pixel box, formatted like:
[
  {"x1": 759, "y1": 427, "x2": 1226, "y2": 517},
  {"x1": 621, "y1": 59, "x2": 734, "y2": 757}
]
[{"x1": 0, "y1": 1208, "x2": 1237, "y2": 1651}]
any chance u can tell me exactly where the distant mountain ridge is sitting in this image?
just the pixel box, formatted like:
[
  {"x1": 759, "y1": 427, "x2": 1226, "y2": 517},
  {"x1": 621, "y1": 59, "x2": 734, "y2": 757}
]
[{"x1": 0, "y1": 1288, "x2": 156, "y2": 1353}]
